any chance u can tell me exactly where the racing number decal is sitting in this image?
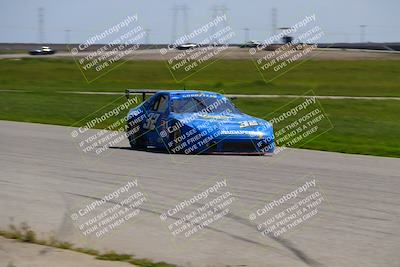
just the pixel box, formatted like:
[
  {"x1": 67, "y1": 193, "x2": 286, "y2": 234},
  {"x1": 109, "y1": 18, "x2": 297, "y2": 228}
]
[{"x1": 143, "y1": 113, "x2": 160, "y2": 130}]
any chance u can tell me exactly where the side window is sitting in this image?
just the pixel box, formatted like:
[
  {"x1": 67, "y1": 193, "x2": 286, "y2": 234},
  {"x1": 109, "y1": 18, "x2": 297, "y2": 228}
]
[{"x1": 151, "y1": 94, "x2": 169, "y2": 113}]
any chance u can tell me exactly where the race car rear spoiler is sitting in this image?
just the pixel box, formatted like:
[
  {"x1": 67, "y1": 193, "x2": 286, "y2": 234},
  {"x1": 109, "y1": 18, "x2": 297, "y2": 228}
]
[{"x1": 125, "y1": 89, "x2": 159, "y2": 102}]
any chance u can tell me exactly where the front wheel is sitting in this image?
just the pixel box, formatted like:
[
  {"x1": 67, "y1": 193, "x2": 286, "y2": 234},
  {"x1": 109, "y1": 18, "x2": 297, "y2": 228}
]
[
  {"x1": 168, "y1": 121, "x2": 183, "y2": 154},
  {"x1": 127, "y1": 121, "x2": 145, "y2": 149}
]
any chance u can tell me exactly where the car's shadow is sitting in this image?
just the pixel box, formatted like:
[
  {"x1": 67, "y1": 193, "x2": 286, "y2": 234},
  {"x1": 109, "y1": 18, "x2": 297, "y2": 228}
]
[
  {"x1": 109, "y1": 146, "x2": 168, "y2": 154},
  {"x1": 108, "y1": 146, "x2": 264, "y2": 156}
]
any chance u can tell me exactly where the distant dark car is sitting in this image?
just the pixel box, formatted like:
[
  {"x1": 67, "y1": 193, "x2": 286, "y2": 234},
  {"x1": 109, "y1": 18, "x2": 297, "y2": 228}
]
[
  {"x1": 29, "y1": 46, "x2": 56, "y2": 55},
  {"x1": 176, "y1": 43, "x2": 198, "y2": 50},
  {"x1": 240, "y1": 40, "x2": 260, "y2": 48}
]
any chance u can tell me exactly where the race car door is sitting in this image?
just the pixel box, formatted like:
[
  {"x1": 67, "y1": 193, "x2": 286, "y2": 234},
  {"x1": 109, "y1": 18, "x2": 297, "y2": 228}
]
[{"x1": 142, "y1": 93, "x2": 169, "y2": 147}]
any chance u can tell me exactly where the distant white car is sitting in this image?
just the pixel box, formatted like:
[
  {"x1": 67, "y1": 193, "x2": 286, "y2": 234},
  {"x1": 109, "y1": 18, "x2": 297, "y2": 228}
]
[
  {"x1": 176, "y1": 43, "x2": 198, "y2": 50},
  {"x1": 29, "y1": 46, "x2": 56, "y2": 55}
]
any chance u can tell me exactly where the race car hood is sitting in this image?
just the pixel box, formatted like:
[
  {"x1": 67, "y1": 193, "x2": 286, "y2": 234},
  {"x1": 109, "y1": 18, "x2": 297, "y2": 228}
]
[{"x1": 170, "y1": 112, "x2": 273, "y2": 139}]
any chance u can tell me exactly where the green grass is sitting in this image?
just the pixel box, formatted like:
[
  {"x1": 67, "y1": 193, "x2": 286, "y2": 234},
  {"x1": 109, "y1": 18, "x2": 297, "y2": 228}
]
[
  {"x1": 95, "y1": 251, "x2": 174, "y2": 267},
  {"x1": 1, "y1": 58, "x2": 400, "y2": 96},
  {"x1": 234, "y1": 98, "x2": 400, "y2": 157},
  {"x1": 0, "y1": 49, "x2": 27, "y2": 54},
  {"x1": 0, "y1": 91, "x2": 127, "y2": 127},
  {"x1": 0, "y1": 58, "x2": 399, "y2": 157}
]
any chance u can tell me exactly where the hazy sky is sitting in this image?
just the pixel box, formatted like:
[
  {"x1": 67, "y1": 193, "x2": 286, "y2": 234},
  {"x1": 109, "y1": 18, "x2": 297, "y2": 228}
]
[{"x1": 0, "y1": 0, "x2": 399, "y2": 44}]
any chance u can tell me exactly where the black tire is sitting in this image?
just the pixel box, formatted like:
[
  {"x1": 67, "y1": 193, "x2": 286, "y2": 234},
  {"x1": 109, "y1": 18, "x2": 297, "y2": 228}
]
[
  {"x1": 127, "y1": 121, "x2": 145, "y2": 149},
  {"x1": 169, "y1": 121, "x2": 183, "y2": 154}
]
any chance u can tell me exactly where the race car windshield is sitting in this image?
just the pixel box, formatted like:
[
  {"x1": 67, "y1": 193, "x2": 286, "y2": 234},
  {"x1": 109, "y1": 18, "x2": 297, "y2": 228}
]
[{"x1": 171, "y1": 97, "x2": 241, "y2": 114}]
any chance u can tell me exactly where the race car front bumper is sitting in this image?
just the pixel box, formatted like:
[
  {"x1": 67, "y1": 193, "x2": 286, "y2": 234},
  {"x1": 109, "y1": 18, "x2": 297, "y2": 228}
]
[{"x1": 202, "y1": 138, "x2": 275, "y2": 155}]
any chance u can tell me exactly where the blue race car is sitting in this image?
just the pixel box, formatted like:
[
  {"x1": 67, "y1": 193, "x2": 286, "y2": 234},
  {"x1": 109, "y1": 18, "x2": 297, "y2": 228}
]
[{"x1": 125, "y1": 89, "x2": 275, "y2": 155}]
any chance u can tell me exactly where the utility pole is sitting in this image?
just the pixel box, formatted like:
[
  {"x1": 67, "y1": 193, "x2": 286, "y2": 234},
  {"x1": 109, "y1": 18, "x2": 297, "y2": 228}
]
[
  {"x1": 271, "y1": 8, "x2": 277, "y2": 37},
  {"x1": 38, "y1": 7, "x2": 44, "y2": 44},
  {"x1": 360, "y1": 25, "x2": 366, "y2": 43},
  {"x1": 209, "y1": 5, "x2": 229, "y2": 45},
  {"x1": 171, "y1": 5, "x2": 178, "y2": 43},
  {"x1": 145, "y1": 28, "x2": 151, "y2": 44},
  {"x1": 243, "y1": 28, "x2": 250, "y2": 42},
  {"x1": 182, "y1": 4, "x2": 189, "y2": 36},
  {"x1": 210, "y1": 5, "x2": 218, "y2": 39},
  {"x1": 343, "y1": 32, "x2": 350, "y2": 43},
  {"x1": 220, "y1": 4, "x2": 229, "y2": 28},
  {"x1": 64, "y1": 29, "x2": 71, "y2": 45},
  {"x1": 171, "y1": 4, "x2": 190, "y2": 43}
]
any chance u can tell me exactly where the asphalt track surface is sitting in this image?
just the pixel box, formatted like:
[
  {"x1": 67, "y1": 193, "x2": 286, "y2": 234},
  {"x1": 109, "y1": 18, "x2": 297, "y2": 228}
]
[
  {"x1": 1, "y1": 47, "x2": 400, "y2": 60},
  {"x1": 0, "y1": 120, "x2": 399, "y2": 267}
]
